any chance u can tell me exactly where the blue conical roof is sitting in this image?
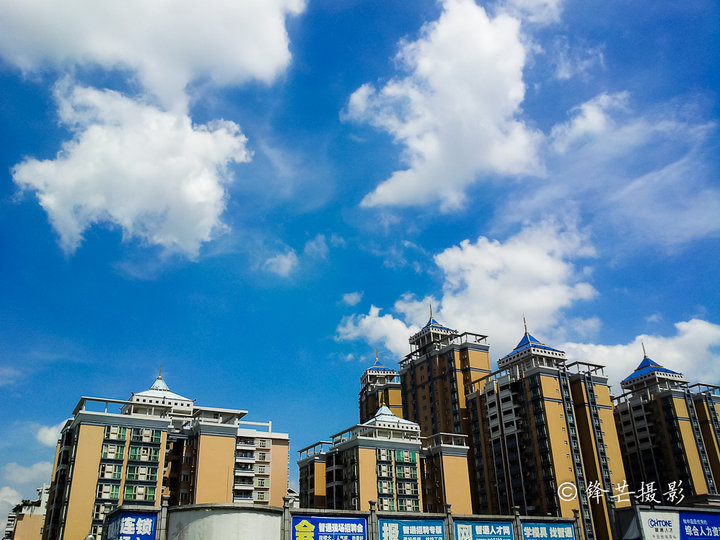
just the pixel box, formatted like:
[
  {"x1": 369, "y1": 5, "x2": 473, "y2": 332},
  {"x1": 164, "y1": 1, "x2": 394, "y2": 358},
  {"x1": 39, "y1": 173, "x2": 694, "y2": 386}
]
[{"x1": 621, "y1": 356, "x2": 682, "y2": 385}]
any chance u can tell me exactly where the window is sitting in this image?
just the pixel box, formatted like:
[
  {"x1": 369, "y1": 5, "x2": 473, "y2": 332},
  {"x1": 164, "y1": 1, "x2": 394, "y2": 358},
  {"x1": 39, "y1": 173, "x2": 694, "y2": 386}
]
[
  {"x1": 378, "y1": 497, "x2": 395, "y2": 511},
  {"x1": 100, "y1": 464, "x2": 122, "y2": 480},
  {"x1": 126, "y1": 466, "x2": 157, "y2": 481},
  {"x1": 101, "y1": 444, "x2": 125, "y2": 460},
  {"x1": 131, "y1": 428, "x2": 161, "y2": 443},
  {"x1": 129, "y1": 446, "x2": 160, "y2": 462},
  {"x1": 96, "y1": 484, "x2": 120, "y2": 500},
  {"x1": 93, "y1": 503, "x2": 114, "y2": 520},
  {"x1": 124, "y1": 485, "x2": 156, "y2": 502},
  {"x1": 104, "y1": 426, "x2": 127, "y2": 441},
  {"x1": 257, "y1": 439, "x2": 267, "y2": 448}
]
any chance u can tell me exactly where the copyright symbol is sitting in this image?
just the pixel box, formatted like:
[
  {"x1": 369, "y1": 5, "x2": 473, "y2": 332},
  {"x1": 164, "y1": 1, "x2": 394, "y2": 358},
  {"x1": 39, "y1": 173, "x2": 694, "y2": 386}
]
[{"x1": 558, "y1": 481, "x2": 578, "y2": 502}]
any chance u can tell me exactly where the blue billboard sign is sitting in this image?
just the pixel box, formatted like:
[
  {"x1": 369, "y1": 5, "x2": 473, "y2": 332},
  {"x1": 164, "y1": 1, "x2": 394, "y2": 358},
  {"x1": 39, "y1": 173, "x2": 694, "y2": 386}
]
[
  {"x1": 291, "y1": 516, "x2": 368, "y2": 540},
  {"x1": 521, "y1": 521, "x2": 575, "y2": 539},
  {"x1": 106, "y1": 511, "x2": 157, "y2": 540},
  {"x1": 378, "y1": 519, "x2": 444, "y2": 540},
  {"x1": 680, "y1": 512, "x2": 720, "y2": 539},
  {"x1": 455, "y1": 520, "x2": 513, "y2": 540}
]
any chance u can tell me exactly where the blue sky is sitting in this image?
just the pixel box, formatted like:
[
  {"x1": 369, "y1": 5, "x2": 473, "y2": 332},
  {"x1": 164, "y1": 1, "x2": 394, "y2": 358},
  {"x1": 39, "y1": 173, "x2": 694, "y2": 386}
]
[{"x1": 0, "y1": 0, "x2": 719, "y2": 523}]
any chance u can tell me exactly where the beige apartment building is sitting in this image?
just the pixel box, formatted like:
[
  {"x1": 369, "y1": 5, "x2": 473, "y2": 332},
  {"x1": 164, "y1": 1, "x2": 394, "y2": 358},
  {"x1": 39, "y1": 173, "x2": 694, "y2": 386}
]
[
  {"x1": 298, "y1": 406, "x2": 423, "y2": 512},
  {"x1": 614, "y1": 352, "x2": 720, "y2": 502},
  {"x1": 42, "y1": 374, "x2": 289, "y2": 540},
  {"x1": 466, "y1": 327, "x2": 628, "y2": 540},
  {"x1": 398, "y1": 314, "x2": 491, "y2": 513},
  {"x1": 359, "y1": 355, "x2": 403, "y2": 423}
]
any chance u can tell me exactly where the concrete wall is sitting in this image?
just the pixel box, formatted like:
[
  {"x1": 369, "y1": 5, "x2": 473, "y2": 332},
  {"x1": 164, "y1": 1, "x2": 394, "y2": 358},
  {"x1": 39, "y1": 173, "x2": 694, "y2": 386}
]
[{"x1": 167, "y1": 505, "x2": 282, "y2": 540}]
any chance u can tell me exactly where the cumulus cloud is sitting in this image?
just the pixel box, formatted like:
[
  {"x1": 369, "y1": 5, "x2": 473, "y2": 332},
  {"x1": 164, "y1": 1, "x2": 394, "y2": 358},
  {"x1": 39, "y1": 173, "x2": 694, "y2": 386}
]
[
  {"x1": 12, "y1": 83, "x2": 250, "y2": 257},
  {"x1": 337, "y1": 306, "x2": 418, "y2": 359},
  {"x1": 563, "y1": 319, "x2": 720, "y2": 394},
  {"x1": 344, "y1": 0, "x2": 541, "y2": 209},
  {"x1": 35, "y1": 421, "x2": 67, "y2": 447},
  {"x1": 337, "y1": 220, "x2": 597, "y2": 360},
  {"x1": 264, "y1": 250, "x2": 299, "y2": 276},
  {"x1": 0, "y1": 0, "x2": 306, "y2": 111},
  {"x1": 3, "y1": 463, "x2": 52, "y2": 486},
  {"x1": 342, "y1": 292, "x2": 364, "y2": 306}
]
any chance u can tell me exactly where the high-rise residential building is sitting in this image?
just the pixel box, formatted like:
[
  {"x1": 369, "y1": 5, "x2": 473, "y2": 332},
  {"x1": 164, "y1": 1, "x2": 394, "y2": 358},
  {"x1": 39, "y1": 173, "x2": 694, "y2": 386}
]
[
  {"x1": 398, "y1": 314, "x2": 491, "y2": 511},
  {"x1": 359, "y1": 354, "x2": 403, "y2": 423},
  {"x1": 3, "y1": 485, "x2": 49, "y2": 540},
  {"x1": 466, "y1": 328, "x2": 627, "y2": 540},
  {"x1": 614, "y1": 352, "x2": 718, "y2": 502},
  {"x1": 298, "y1": 406, "x2": 423, "y2": 512},
  {"x1": 42, "y1": 374, "x2": 289, "y2": 540}
]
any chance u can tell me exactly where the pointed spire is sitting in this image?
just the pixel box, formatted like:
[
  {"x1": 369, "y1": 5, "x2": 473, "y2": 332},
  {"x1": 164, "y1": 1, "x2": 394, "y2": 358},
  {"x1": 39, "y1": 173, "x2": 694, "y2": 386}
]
[
  {"x1": 159, "y1": 365, "x2": 163, "y2": 379},
  {"x1": 523, "y1": 315, "x2": 528, "y2": 335},
  {"x1": 642, "y1": 342, "x2": 647, "y2": 358},
  {"x1": 429, "y1": 303, "x2": 433, "y2": 321}
]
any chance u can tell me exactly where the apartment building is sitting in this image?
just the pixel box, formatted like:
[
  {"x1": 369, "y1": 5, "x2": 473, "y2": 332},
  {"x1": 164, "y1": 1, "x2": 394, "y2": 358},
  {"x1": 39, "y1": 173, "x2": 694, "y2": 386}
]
[
  {"x1": 42, "y1": 374, "x2": 289, "y2": 540},
  {"x1": 398, "y1": 314, "x2": 491, "y2": 511},
  {"x1": 614, "y1": 352, "x2": 718, "y2": 502},
  {"x1": 298, "y1": 406, "x2": 423, "y2": 512},
  {"x1": 359, "y1": 354, "x2": 403, "y2": 423},
  {"x1": 466, "y1": 328, "x2": 627, "y2": 540}
]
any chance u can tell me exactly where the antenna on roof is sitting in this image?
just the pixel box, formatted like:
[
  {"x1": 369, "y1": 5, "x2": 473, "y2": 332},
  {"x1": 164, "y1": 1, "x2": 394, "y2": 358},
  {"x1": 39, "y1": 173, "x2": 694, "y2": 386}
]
[
  {"x1": 429, "y1": 303, "x2": 433, "y2": 321},
  {"x1": 642, "y1": 342, "x2": 647, "y2": 358},
  {"x1": 523, "y1": 314, "x2": 528, "y2": 335},
  {"x1": 375, "y1": 348, "x2": 379, "y2": 364},
  {"x1": 158, "y1": 365, "x2": 163, "y2": 379}
]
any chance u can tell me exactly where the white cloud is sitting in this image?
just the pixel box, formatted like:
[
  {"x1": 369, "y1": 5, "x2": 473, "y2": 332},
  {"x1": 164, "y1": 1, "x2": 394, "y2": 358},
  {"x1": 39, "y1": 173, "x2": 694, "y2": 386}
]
[
  {"x1": 337, "y1": 220, "x2": 597, "y2": 360},
  {"x1": 304, "y1": 234, "x2": 329, "y2": 259},
  {"x1": 12, "y1": 83, "x2": 250, "y2": 257},
  {"x1": 344, "y1": 0, "x2": 541, "y2": 209},
  {"x1": 3, "y1": 463, "x2": 52, "y2": 486},
  {"x1": 552, "y1": 37, "x2": 604, "y2": 80},
  {"x1": 0, "y1": 0, "x2": 306, "y2": 111},
  {"x1": 550, "y1": 92, "x2": 628, "y2": 153},
  {"x1": 563, "y1": 319, "x2": 720, "y2": 394},
  {"x1": 0, "y1": 366, "x2": 22, "y2": 386},
  {"x1": 337, "y1": 305, "x2": 418, "y2": 359},
  {"x1": 264, "y1": 250, "x2": 298, "y2": 276},
  {"x1": 342, "y1": 292, "x2": 364, "y2": 306},
  {"x1": 35, "y1": 421, "x2": 67, "y2": 447},
  {"x1": 497, "y1": 0, "x2": 564, "y2": 24},
  {"x1": 0, "y1": 486, "x2": 21, "y2": 533},
  {"x1": 502, "y1": 93, "x2": 720, "y2": 248}
]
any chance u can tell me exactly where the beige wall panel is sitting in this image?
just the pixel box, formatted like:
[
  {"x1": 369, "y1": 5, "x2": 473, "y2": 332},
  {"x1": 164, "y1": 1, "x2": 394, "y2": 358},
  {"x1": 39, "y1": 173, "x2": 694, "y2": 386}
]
[
  {"x1": 195, "y1": 434, "x2": 236, "y2": 504},
  {"x1": 64, "y1": 424, "x2": 104, "y2": 540},
  {"x1": 442, "y1": 455, "x2": 472, "y2": 514},
  {"x1": 358, "y1": 448, "x2": 378, "y2": 511},
  {"x1": 269, "y1": 440, "x2": 289, "y2": 507}
]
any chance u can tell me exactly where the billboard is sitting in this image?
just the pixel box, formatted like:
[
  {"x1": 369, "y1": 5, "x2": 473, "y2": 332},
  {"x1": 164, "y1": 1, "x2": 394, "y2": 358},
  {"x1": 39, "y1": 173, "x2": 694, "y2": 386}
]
[
  {"x1": 106, "y1": 511, "x2": 157, "y2": 540},
  {"x1": 291, "y1": 516, "x2": 368, "y2": 540},
  {"x1": 455, "y1": 520, "x2": 513, "y2": 540},
  {"x1": 520, "y1": 521, "x2": 575, "y2": 539},
  {"x1": 378, "y1": 518, "x2": 445, "y2": 540}
]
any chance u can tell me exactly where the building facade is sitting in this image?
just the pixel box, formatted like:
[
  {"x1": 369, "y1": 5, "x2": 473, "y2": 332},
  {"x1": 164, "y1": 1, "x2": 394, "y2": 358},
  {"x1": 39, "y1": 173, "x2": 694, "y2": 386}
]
[
  {"x1": 3, "y1": 485, "x2": 49, "y2": 540},
  {"x1": 298, "y1": 406, "x2": 423, "y2": 512},
  {"x1": 42, "y1": 375, "x2": 289, "y2": 540},
  {"x1": 466, "y1": 329, "x2": 627, "y2": 540},
  {"x1": 398, "y1": 315, "x2": 491, "y2": 512},
  {"x1": 359, "y1": 355, "x2": 403, "y2": 423},
  {"x1": 614, "y1": 354, "x2": 719, "y2": 503}
]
